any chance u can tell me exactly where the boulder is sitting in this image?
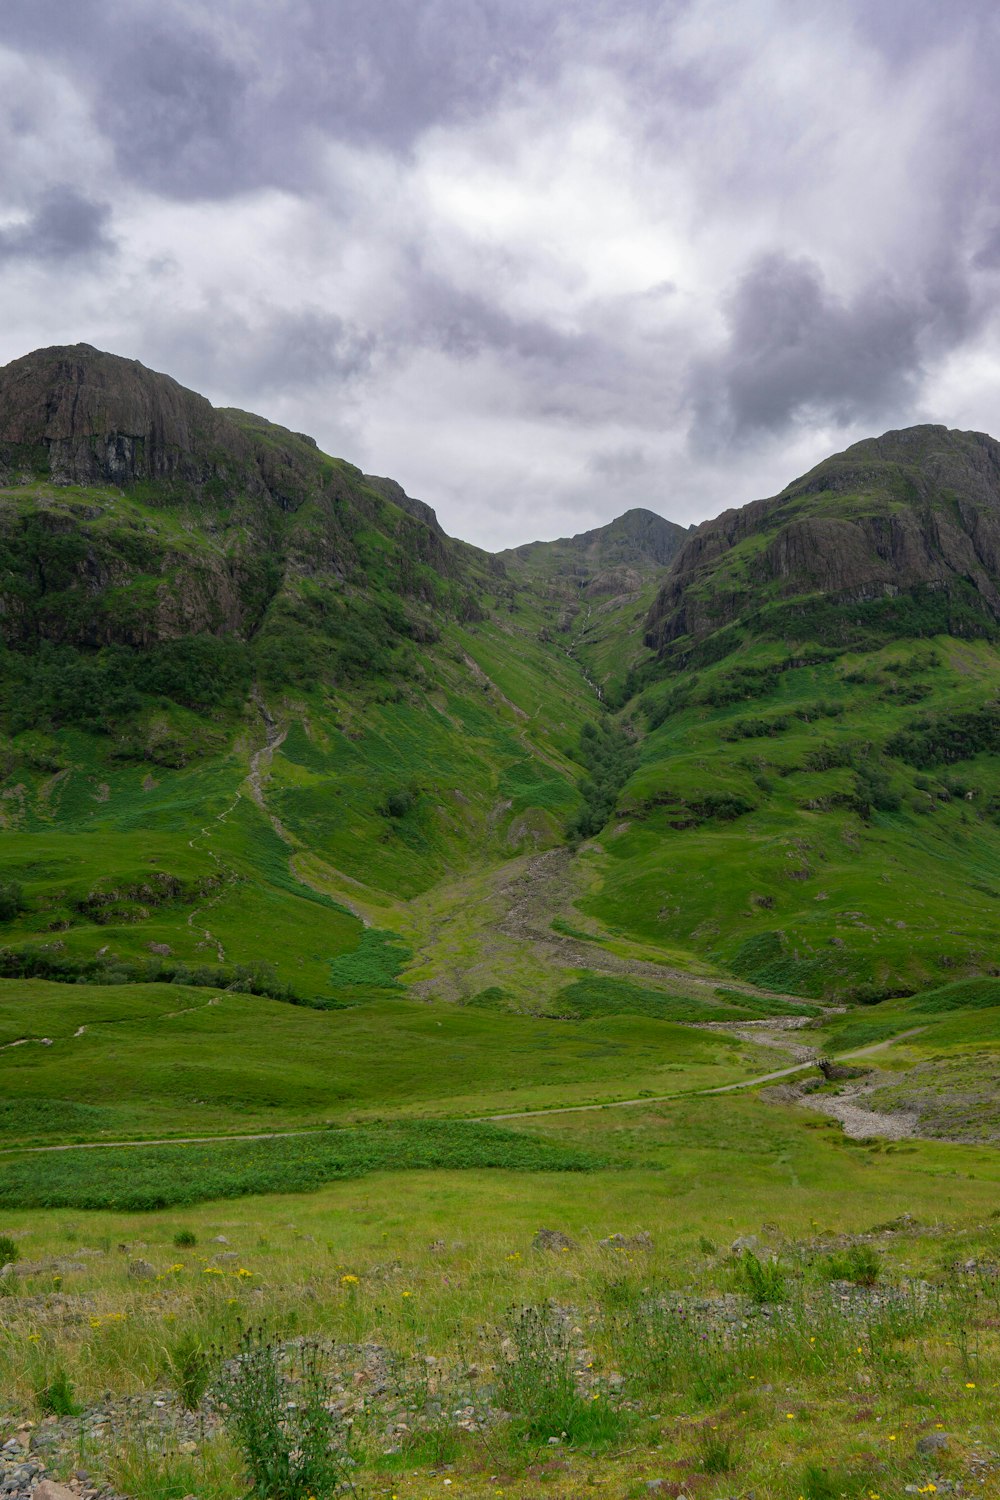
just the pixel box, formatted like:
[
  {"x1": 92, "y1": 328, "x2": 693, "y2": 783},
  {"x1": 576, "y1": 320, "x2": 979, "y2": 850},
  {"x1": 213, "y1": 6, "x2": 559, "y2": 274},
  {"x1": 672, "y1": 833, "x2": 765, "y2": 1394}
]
[
  {"x1": 532, "y1": 1228, "x2": 578, "y2": 1252},
  {"x1": 34, "y1": 1481, "x2": 77, "y2": 1500}
]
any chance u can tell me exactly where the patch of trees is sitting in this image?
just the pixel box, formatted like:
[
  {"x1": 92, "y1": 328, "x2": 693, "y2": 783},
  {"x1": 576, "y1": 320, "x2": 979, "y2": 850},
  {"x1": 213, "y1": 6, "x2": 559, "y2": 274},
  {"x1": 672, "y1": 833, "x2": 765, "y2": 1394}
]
[
  {"x1": 885, "y1": 705, "x2": 1000, "y2": 768},
  {"x1": 720, "y1": 701, "x2": 844, "y2": 741},
  {"x1": 254, "y1": 593, "x2": 417, "y2": 692},
  {"x1": 0, "y1": 636, "x2": 254, "y2": 735},
  {"x1": 764, "y1": 583, "x2": 996, "y2": 651},
  {"x1": 566, "y1": 720, "x2": 639, "y2": 840},
  {"x1": 0, "y1": 879, "x2": 24, "y2": 922}
]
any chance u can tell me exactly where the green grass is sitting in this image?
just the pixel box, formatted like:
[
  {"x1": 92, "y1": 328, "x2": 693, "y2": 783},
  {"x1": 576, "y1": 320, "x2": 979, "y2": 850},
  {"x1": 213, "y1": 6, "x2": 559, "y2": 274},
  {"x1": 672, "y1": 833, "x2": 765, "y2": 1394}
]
[
  {"x1": 2, "y1": 1091, "x2": 1000, "y2": 1498},
  {"x1": 0, "y1": 978, "x2": 777, "y2": 1142},
  {"x1": 327, "y1": 928, "x2": 411, "y2": 991},
  {"x1": 584, "y1": 635, "x2": 1000, "y2": 996},
  {"x1": 0, "y1": 1120, "x2": 598, "y2": 1210}
]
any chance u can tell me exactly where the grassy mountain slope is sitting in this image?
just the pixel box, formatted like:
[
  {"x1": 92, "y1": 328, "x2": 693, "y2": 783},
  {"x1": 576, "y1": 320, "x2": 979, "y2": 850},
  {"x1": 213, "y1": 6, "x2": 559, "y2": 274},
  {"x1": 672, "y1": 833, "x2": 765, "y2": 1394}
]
[
  {"x1": 0, "y1": 345, "x2": 603, "y2": 1012},
  {"x1": 4, "y1": 356, "x2": 1000, "y2": 1500},
  {"x1": 575, "y1": 427, "x2": 1000, "y2": 995}
]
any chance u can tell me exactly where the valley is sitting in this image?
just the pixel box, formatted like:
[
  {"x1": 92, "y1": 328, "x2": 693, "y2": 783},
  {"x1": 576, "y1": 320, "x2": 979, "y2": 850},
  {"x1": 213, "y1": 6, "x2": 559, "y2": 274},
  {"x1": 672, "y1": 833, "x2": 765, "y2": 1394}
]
[{"x1": 1, "y1": 348, "x2": 999, "y2": 1498}]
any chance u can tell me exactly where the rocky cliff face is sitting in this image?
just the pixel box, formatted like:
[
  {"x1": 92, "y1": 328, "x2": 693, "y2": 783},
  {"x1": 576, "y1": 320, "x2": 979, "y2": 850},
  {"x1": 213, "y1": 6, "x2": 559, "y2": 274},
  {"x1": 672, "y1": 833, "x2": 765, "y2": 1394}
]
[
  {"x1": 645, "y1": 425, "x2": 1000, "y2": 653},
  {"x1": 0, "y1": 345, "x2": 494, "y2": 652},
  {"x1": 0, "y1": 344, "x2": 263, "y2": 491}
]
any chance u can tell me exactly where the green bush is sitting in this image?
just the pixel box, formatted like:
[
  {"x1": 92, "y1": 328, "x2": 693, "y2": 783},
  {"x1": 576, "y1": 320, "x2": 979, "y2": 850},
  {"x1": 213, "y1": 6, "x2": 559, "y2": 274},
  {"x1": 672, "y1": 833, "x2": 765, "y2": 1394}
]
[
  {"x1": 494, "y1": 1305, "x2": 632, "y2": 1450},
  {"x1": 826, "y1": 1244, "x2": 881, "y2": 1287},
  {"x1": 735, "y1": 1250, "x2": 786, "y2": 1305},
  {"x1": 218, "y1": 1329, "x2": 353, "y2": 1500},
  {"x1": 0, "y1": 880, "x2": 23, "y2": 923},
  {"x1": 164, "y1": 1329, "x2": 213, "y2": 1411},
  {"x1": 566, "y1": 720, "x2": 638, "y2": 840},
  {"x1": 0, "y1": 1234, "x2": 18, "y2": 1264},
  {"x1": 33, "y1": 1363, "x2": 79, "y2": 1417}
]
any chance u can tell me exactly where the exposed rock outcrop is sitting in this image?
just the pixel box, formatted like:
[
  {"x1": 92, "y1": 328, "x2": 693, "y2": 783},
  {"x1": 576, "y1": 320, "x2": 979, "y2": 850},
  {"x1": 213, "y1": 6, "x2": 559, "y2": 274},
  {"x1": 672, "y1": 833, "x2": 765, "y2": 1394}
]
[{"x1": 645, "y1": 425, "x2": 1000, "y2": 653}]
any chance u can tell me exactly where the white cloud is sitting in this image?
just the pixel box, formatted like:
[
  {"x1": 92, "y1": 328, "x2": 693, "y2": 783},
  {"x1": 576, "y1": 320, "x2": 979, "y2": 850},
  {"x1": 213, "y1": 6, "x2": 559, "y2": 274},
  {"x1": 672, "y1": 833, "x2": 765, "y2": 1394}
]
[{"x1": 1, "y1": 1, "x2": 1000, "y2": 550}]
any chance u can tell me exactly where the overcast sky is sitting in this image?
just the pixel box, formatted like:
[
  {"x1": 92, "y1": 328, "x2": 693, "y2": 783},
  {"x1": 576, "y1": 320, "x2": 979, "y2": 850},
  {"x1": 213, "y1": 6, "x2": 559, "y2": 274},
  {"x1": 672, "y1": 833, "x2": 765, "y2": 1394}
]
[{"x1": 2, "y1": 1, "x2": 1000, "y2": 550}]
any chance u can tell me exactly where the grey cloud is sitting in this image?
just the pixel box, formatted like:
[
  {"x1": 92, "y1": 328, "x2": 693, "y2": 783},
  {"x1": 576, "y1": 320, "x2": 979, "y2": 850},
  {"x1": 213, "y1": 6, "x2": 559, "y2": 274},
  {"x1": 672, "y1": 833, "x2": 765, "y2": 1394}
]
[
  {"x1": 0, "y1": 186, "x2": 114, "y2": 262},
  {"x1": 588, "y1": 446, "x2": 651, "y2": 481},
  {"x1": 849, "y1": 0, "x2": 1000, "y2": 64},
  {"x1": 146, "y1": 306, "x2": 375, "y2": 401},
  {"x1": 689, "y1": 252, "x2": 976, "y2": 451},
  {"x1": 1, "y1": 0, "x2": 697, "y2": 201},
  {"x1": 95, "y1": 23, "x2": 253, "y2": 199},
  {"x1": 3, "y1": 0, "x2": 565, "y2": 199}
]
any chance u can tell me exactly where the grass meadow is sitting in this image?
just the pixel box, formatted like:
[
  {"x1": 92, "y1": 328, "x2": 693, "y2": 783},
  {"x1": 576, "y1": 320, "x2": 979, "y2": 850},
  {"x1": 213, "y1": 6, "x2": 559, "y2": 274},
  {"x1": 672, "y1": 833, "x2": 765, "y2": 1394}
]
[{"x1": 1, "y1": 1092, "x2": 999, "y2": 1499}]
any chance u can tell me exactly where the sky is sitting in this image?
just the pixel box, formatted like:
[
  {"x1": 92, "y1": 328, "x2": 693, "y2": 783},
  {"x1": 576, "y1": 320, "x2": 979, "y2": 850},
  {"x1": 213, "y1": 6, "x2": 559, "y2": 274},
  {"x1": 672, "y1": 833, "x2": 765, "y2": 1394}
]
[{"x1": 2, "y1": 1, "x2": 1000, "y2": 551}]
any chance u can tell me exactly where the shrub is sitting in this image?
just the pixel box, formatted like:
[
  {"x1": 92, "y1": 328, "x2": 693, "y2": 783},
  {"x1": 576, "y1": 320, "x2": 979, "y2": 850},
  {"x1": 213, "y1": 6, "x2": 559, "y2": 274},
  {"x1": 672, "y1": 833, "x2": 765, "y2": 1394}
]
[
  {"x1": 164, "y1": 1330, "x2": 213, "y2": 1411},
  {"x1": 494, "y1": 1305, "x2": 632, "y2": 1450},
  {"x1": 735, "y1": 1250, "x2": 786, "y2": 1305},
  {"x1": 0, "y1": 880, "x2": 23, "y2": 923},
  {"x1": 381, "y1": 787, "x2": 417, "y2": 818},
  {"x1": 172, "y1": 1228, "x2": 197, "y2": 1248},
  {"x1": 827, "y1": 1244, "x2": 881, "y2": 1287},
  {"x1": 0, "y1": 1233, "x2": 19, "y2": 1264},
  {"x1": 33, "y1": 1363, "x2": 79, "y2": 1417},
  {"x1": 218, "y1": 1328, "x2": 354, "y2": 1500}
]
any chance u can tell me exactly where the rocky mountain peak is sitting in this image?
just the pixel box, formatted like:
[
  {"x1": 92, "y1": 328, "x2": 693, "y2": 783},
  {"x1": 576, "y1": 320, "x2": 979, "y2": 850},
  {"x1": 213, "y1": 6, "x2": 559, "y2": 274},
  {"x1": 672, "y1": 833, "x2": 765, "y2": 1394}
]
[{"x1": 0, "y1": 343, "x2": 258, "y2": 489}]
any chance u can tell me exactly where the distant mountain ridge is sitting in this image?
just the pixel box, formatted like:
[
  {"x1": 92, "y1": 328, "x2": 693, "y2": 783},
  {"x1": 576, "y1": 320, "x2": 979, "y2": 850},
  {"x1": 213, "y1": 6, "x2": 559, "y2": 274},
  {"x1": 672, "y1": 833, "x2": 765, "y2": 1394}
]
[{"x1": 502, "y1": 507, "x2": 688, "y2": 592}]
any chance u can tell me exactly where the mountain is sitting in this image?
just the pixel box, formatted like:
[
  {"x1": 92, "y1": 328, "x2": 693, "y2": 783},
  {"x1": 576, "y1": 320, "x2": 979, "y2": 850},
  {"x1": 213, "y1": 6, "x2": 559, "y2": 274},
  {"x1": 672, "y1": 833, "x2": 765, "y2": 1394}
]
[
  {"x1": 0, "y1": 344, "x2": 602, "y2": 1008},
  {"x1": 501, "y1": 508, "x2": 689, "y2": 701},
  {"x1": 645, "y1": 424, "x2": 1000, "y2": 660},
  {"x1": 0, "y1": 343, "x2": 496, "y2": 657},
  {"x1": 502, "y1": 506, "x2": 687, "y2": 589},
  {"x1": 3, "y1": 342, "x2": 1000, "y2": 1014},
  {"x1": 579, "y1": 425, "x2": 1000, "y2": 999}
]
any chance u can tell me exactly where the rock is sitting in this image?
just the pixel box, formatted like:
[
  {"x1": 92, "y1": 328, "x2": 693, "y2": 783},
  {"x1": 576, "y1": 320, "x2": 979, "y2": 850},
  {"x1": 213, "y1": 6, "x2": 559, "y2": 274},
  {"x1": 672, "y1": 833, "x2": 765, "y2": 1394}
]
[
  {"x1": 0, "y1": 1265, "x2": 14, "y2": 1278},
  {"x1": 599, "y1": 1231, "x2": 653, "y2": 1251},
  {"x1": 148, "y1": 943, "x2": 172, "y2": 956},
  {"x1": 213, "y1": 1252, "x2": 239, "y2": 1263},
  {"x1": 34, "y1": 1481, "x2": 77, "y2": 1500},
  {"x1": 211, "y1": 1235, "x2": 229, "y2": 1245},
  {"x1": 731, "y1": 1235, "x2": 759, "y2": 1253},
  {"x1": 533, "y1": 1228, "x2": 578, "y2": 1252},
  {"x1": 127, "y1": 1259, "x2": 156, "y2": 1280},
  {"x1": 916, "y1": 1431, "x2": 951, "y2": 1455}
]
